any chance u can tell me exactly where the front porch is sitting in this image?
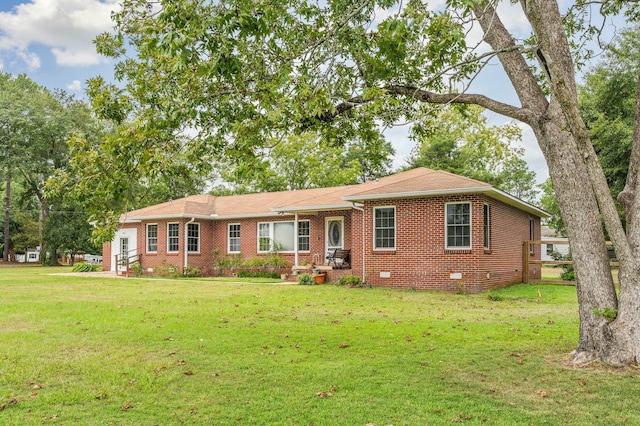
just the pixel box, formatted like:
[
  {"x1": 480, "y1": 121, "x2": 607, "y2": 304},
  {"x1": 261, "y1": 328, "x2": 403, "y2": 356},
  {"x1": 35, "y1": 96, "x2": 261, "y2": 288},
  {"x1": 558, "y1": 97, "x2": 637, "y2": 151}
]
[{"x1": 289, "y1": 264, "x2": 353, "y2": 283}]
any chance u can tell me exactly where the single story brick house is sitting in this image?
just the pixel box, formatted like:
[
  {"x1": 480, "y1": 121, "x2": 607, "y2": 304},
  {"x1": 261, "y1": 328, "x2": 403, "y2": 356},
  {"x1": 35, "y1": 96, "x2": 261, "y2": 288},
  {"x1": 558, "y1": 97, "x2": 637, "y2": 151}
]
[{"x1": 103, "y1": 167, "x2": 547, "y2": 292}]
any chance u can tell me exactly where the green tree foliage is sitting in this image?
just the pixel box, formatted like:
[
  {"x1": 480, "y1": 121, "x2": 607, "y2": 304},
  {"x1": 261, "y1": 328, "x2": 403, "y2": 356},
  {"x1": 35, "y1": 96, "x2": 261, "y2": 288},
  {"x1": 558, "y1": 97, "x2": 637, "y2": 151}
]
[
  {"x1": 213, "y1": 132, "x2": 394, "y2": 193},
  {"x1": 578, "y1": 26, "x2": 640, "y2": 222},
  {"x1": 500, "y1": 158, "x2": 539, "y2": 203},
  {"x1": 406, "y1": 105, "x2": 537, "y2": 201},
  {"x1": 43, "y1": 204, "x2": 99, "y2": 265},
  {"x1": 539, "y1": 178, "x2": 565, "y2": 237},
  {"x1": 49, "y1": 126, "x2": 212, "y2": 243},
  {"x1": 0, "y1": 73, "x2": 101, "y2": 259}
]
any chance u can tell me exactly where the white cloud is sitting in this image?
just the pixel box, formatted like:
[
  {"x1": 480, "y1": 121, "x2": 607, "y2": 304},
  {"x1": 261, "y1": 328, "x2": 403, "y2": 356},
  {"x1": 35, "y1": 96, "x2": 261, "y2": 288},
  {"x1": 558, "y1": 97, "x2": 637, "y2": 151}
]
[
  {"x1": 17, "y1": 49, "x2": 40, "y2": 70},
  {"x1": 66, "y1": 79, "x2": 81, "y2": 91},
  {"x1": 0, "y1": 0, "x2": 119, "y2": 68}
]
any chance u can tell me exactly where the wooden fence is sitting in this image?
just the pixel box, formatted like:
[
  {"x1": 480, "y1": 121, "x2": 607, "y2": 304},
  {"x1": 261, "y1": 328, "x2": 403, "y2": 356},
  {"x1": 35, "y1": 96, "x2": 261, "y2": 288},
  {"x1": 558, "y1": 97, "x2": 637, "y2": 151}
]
[{"x1": 522, "y1": 240, "x2": 618, "y2": 284}]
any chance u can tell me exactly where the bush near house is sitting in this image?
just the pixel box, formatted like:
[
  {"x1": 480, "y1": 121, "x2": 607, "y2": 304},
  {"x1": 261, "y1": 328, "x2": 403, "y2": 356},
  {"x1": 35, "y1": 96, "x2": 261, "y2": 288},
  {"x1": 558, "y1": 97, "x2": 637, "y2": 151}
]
[{"x1": 71, "y1": 262, "x2": 101, "y2": 272}]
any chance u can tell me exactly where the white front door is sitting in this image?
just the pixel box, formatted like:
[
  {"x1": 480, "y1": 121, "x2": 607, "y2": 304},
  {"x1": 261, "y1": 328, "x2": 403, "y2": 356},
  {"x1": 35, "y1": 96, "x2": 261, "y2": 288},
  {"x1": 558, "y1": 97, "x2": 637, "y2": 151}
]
[
  {"x1": 325, "y1": 217, "x2": 344, "y2": 256},
  {"x1": 120, "y1": 237, "x2": 129, "y2": 258},
  {"x1": 111, "y1": 228, "x2": 137, "y2": 271}
]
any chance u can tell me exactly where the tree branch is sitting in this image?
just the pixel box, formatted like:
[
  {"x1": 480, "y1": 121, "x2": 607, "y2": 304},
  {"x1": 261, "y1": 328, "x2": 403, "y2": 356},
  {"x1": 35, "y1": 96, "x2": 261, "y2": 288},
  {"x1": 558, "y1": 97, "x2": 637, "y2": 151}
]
[
  {"x1": 383, "y1": 85, "x2": 535, "y2": 123},
  {"x1": 312, "y1": 85, "x2": 533, "y2": 125},
  {"x1": 472, "y1": 2, "x2": 548, "y2": 114}
]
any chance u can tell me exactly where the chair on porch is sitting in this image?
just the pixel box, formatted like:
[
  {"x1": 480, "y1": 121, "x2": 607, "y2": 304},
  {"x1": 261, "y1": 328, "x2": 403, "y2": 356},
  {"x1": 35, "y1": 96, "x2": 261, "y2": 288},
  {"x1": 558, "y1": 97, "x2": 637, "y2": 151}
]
[{"x1": 326, "y1": 249, "x2": 351, "y2": 269}]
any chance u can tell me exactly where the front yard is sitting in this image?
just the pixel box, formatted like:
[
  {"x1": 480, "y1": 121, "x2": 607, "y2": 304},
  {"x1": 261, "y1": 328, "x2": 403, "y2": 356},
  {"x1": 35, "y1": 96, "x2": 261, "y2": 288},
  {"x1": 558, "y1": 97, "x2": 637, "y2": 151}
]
[{"x1": 0, "y1": 266, "x2": 637, "y2": 425}]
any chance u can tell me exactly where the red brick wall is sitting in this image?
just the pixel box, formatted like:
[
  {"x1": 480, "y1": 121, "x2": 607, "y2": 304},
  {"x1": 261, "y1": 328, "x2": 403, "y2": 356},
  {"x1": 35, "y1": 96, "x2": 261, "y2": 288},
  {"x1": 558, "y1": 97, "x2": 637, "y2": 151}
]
[
  {"x1": 102, "y1": 241, "x2": 111, "y2": 271},
  {"x1": 102, "y1": 198, "x2": 540, "y2": 292},
  {"x1": 350, "y1": 195, "x2": 539, "y2": 292}
]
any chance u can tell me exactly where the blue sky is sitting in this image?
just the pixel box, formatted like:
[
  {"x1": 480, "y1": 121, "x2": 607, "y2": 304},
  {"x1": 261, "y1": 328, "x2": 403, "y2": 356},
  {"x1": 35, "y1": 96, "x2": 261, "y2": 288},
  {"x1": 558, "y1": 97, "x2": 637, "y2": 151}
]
[
  {"x1": 0, "y1": 0, "x2": 118, "y2": 93},
  {"x1": 0, "y1": 0, "x2": 556, "y2": 183}
]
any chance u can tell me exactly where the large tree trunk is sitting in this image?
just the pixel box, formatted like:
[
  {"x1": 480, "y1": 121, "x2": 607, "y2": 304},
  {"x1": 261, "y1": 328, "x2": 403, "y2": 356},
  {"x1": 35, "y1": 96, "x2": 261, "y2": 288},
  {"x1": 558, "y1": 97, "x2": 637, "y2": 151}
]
[
  {"x1": 473, "y1": 0, "x2": 640, "y2": 364},
  {"x1": 532, "y1": 101, "x2": 619, "y2": 363},
  {"x1": 523, "y1": 0, "x2": 640, "y2": 365}
]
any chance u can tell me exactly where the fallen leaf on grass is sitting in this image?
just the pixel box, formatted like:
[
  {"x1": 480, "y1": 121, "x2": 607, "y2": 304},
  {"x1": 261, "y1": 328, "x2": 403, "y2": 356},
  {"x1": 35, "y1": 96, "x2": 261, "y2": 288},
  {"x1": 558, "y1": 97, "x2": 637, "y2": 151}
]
[
  {"x1": 537, "y1": 390, "x2": 548, "y2": 398},
  {"x1": 0, "y1": 398, "x2": 18, "y2": 411},
  {"x1": 183, "y1": 371, "x2": 194, "y2": 376},
  {"x1": 121, "y1": 402, "x2": 133, "y2": 411},
  {"x1": 316, "y1": 391, "x2": 333, "y2": 398},
  {"x1": 338, "y1": 343, "x2": 349, "y2": 349}
]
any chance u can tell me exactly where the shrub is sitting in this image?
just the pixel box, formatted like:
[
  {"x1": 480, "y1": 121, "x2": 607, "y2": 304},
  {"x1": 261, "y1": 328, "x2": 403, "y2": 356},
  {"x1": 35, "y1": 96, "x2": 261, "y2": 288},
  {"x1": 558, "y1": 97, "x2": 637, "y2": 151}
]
[
  {"x1": 244, "y1": 254, "x2": 289, "y2": 268},
  {"x1": 298, "y1": 273, "x2": 314, "y2": 285},
  {"x1": 184, "y1": 266, "x2": 202, "y2": 277},
  {"x1": 561, "y1": 270, "x2": 575, "y2": 281},
  {"x1": 336, "y1": 275, "x2": 365, "y2": 287},
  {"x1": 236, "y1": 271, "x2": 281, "y2": 279},
  {"x1": 550, "y1": 250, "x2": 574, "y2": 281},
  {"x1": 212, "y1": 249, "x2": 244, "y2": 269},
  {"x1": 158, "y1": 261, "x2": 180, "y2": 278},
  {"x1": 71, "y1": 262, "x2": 101, "y2": 272}
]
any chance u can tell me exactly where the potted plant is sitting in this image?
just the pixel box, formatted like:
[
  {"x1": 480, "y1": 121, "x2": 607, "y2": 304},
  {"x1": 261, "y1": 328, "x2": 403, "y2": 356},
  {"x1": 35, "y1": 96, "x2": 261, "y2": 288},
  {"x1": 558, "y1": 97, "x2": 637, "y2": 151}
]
[{"x1": 313, "y1": 273, "x2": 326, "y2": 284}]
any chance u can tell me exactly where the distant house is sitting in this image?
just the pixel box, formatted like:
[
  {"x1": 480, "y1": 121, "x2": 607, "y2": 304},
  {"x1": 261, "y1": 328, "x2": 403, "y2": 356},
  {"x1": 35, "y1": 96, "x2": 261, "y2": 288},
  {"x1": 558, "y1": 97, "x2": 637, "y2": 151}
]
[
  {"x1": 541, "y1": 226, "x2": 570, "y2": 263},
  {"x1": 103, "y1": 168, "x2": 548, "y2": 292},
  {"x1": 16, "y1": 247, "x2": 40, "y2": 263}
]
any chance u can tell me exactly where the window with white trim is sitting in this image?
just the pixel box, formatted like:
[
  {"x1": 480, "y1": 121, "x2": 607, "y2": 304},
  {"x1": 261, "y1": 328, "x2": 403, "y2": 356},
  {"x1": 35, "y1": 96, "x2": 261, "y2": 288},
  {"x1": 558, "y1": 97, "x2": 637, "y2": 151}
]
[
  {"x1": 147, "y1": 224, "x2": 158, "y2": 253},
  {"x1": 257, "y1": 220, "x2": 310, "y2": 252},
  {"x1": 374, "y1": 206, "x2": 395, "y2": 250},
  {"x1": 167, "y1": 223, "x2": 179, "y2": 252},
  {"x1": 483, "y1": 204, "x2": 490, "y2": 250},
  {"x1": 529, "y1": 219, "x2": 535, "y2": 254},
  {"x1": 187, "y1": 223, "x2": 200, "y2": 253},
  {"x1": 446, "y1": 202, "x2": 471, "y2": 249},
  {"x1": 298, "y1": 221, "x2": 310, "y2": 251},
  {"x1": 228, "y1": 223, "x2": 241, "y2": 253}
]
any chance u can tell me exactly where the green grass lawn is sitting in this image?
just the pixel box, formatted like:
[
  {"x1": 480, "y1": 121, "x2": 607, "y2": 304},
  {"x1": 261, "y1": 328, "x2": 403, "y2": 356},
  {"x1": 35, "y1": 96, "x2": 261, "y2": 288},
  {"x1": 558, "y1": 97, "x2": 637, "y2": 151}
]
[{"x1": 1, "y1": 266, "x2": 637, "y2": 425}]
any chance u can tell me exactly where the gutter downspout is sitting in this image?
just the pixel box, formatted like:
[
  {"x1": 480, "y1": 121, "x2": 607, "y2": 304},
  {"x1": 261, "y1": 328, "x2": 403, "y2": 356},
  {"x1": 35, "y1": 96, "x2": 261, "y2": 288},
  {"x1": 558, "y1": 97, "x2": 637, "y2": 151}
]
[
  {"x1": 351, "y1": 203, "x2": 365, "y2": 283},
  {"x1": 294, "y1": 211, "x2": 299, "y2": 267},
  {"x1": 184, "y1": 217, "x2": 195, "y2": 275}
]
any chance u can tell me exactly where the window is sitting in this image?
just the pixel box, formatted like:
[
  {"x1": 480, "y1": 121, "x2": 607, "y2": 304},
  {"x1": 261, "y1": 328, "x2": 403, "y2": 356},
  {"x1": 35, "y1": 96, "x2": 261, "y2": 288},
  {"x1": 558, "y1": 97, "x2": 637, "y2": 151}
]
[
  {"x1": 188, "y1": 223, "x2": 200, "y2": 253},
  {"x1": 258, "y1": 223, "x2": 271, "y2": 252},
  {"x1": 167, "y1": 223, "x2": 179, "y2": 252},
  {"x1": 483, "y1": 204, "x2": 490, "y2": 250},
  {"x1": 546, "y1": 244, "x2": 554, "y2": 256},
  {"x1": 529, "y1": 219, "x2": 535, "y2": 254},
  {"x1": 374, "y1": 207, "x2": 395, "y2": 250},
  {"x1": 298, "y1": 221, "x2": 310, "y2": 251},
  {"x1": 257, "y1": 221, "x2": 310, "y2": 252},
  {"x1": 147, "y1": 224, "x2": 158, "y2": 253},
  {"x1": 446, "y1": 203, "x2": 471, "y2": 249},
  {"x1": 228, "y1": 224, "x2": 241, "y2": 253}
]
